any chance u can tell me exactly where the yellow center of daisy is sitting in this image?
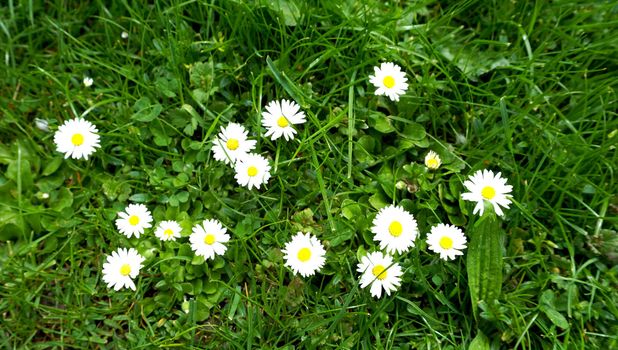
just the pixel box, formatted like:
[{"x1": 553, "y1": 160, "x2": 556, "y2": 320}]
[
  {"x1": 297, "y1": 247, "x2": 311, "y2": 262},
  {"x1": 204, "y1": 234, "x2": 215, "y2": 245},
  {"x1": 277, "y1": 116, "x2": 289, "y2": 128},
  {"x1": 439, "y1": 236, "x2": 454, "y2": 249},
  {"x1": 119, "y1": 264, "x2": 131, "y2": 276},
  {"x1": 226, "y1": 138, "x2": 239, "y2": 150},
  {"x1": 128, "y1": 215, "x2": 140, "y2": 226},
  {"x1": 372, "y1": 265, "x2": 387, "y2": 280},
  {"x1": 388, "y1": 221, "x2": 403, "y2": 237},
  {"x1": 426, "y1": 158, "x2": 439, "y2": 169},
  {"x1": 481, "y1": 186, "x2": 496, "y2": 200},
  {"x1": 71, "y1": 133, "x2": 84, "y2": 146},
  {"x1": 383, "y1": 76, "x2": 396, "y2": 89},
  {"x1": 247, "y1": 166, "x2": 258, "y2": 177},
  {"x1": 163, "y1": 229, "x2": 174, "y2": 237}
]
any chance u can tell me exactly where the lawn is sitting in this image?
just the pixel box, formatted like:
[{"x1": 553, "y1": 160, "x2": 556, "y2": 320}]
[{"x1": 1, "y1": 0, "x2": 617, "y2": 348}]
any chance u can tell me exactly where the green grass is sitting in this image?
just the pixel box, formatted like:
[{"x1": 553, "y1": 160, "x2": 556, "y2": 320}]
[{"x1": 1, "y1": 0, "x2": 617, "y2": 348}]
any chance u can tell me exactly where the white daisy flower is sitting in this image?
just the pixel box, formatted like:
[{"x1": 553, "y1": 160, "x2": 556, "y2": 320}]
[
  {"x1": 83, "y1": 77, "x2": 94, "y2": 87},
  {"x1": 426, "y1": 224, "x2": 467, "y2": 260},
  {"x1": 102, "y1": 247, "x2": 145, "y2": 291},
  {"x1": 261, "y1": 99, "x2": 306, "y2": 141},
  {"x1": 211, "y1": 123, "x2": 257, "y2": 164},
  {"x1": 189, "y1": 219, "x2": 230, "y2": 260},
  {"x1": 424, "y1": 150, "x2": 442, "y2": 170},
  {"x1": 357, "y1": 251, "x2": 403, "y2": 298},
  {"x1": 154, "y1": 220, "x2": 182, "y2": 241},
  {"x1": 115, "y1": 204, "x2": 153, "y2": 238},
  {"x1": 282, "y1": 232, "x2": 326, "y2": 277},
  {"x1": 53, "y1": 118, "x2": 101, "y2": 160},
  {"x1": 368, "y1": 62, "x2": 408, "y2": 102},
  {"x1": 234, "y1": 153, "x2": 271, "y2": 190},
  {"x1": 121, "y1": 31, "x2": 129, "y2": 39},
  {"x1": 461, "y1": 170, "x2": 513, "y2": 216},
  {"x1": 371, "y1": 205, "x2": 418, "y2": 254}
]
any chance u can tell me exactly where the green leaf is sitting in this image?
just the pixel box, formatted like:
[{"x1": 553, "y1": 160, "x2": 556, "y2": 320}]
[
  {"x1": 155, "y1": 77, "x2": 178, "y2": 98},
  {"x1": 42, "y1": 157, "x2": 63, "y2": 176},
  {"x1": 263, "y1": 0, "x2": 301, "y2": 26},
  {"x1": 128, "y1": 193, "x2": 149, "y2": 203},
  {"x1": 368, "y1": 113, "x2": 396, "y2": 133},
  {"x1": 266, "y1": 56, "x2": 307, "y2": 107},
  {"x1": 131, "y1": 97, "x2": 162, "y2": 122},
  {"x1": 51, "y1": 187, "x2": 73, "y2": 212},
  {"x1": 151, "y1": 125, "x2": 171, "y2": 146},
  {"x1": 368, "y1": 193, "x2": 388, "y2": 210},
  {"x1": 341, "y1": 199, "x2": 362, "y2": 221},
  {"x1": 401, "y1": 122, "x2": 426, "y2": 140},
  {"x1": 469, "y1": 331, "x2": 490, "y2": 350},
  {"x1": 541, "y1": 306, "x2": 570, "y2": 329},
  {"x1": 467, "y1": 207, "x2": 503, "y2": 319}
]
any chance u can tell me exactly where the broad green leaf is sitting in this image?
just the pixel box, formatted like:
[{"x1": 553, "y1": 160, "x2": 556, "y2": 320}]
[
  {"x1": 155, "y1": 77, "x2": 178, "y2": 98},
  {"x1": 467, "y1": 206, "x2": 502, "y2": 319},
  {"x1": 51, "y1": 187, "x2": 73, "y2": 212},
  {"x1": 541, "y1": 306, "x2": 570, "y2": 329},
  {"x1": 341, "y1": 199, "x2": 362, "y2": 221},
  {"x1": 368, "y1": 113, "x2": 396, "y2": 133},
  {"x1": 401, "y1": 122, "x2": 426, "y2": 140},
  {"x1": 42, "y1": 157, "x2": 63, "y2": 176},
  {"x1": 128, "y1": 193, "x2": 149, "y2": 203},
  {"x1": 131, "y1": 97, "x2": 162, "y2": 122},
  {"x1": 263, "y1": 0, "x2": 301, "y2": 26},
  {"x1": 469, "y1": 331, "x2": 490, "y2": 350}
]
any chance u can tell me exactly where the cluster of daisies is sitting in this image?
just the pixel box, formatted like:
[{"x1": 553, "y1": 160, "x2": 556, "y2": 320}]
[
  {"x1": 103, "y1": 203, "x2": 232, "y2": 290},
  {"x1": 51, "y1": 61, "x2": 513, "y2": 298},
  {"x1": 210, "y1": 99, "x2": 307, "y2": 189}
]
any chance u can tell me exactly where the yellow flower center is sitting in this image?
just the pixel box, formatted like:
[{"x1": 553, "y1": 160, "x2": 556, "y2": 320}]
[
  {"x1": 481, "y1": 186, "x2": 496, "y2": 200},
  {"x1": 247, "y1": 166, "x2": 258, "y2": 177},
  {"x1": 297, "y1": 247, "x2": 311, "y2": 262},
  {"x1": 163, "y1": 229, "x2": 174, "y2": 237},
  {"x1": 204, "y1": 234, "x2": 215, "y2": 245},
  {"x1": 71, "y1": 133, "x2": 84, "y2": 146},
  {"x1": 128, "y1": 215, "x2": 140, "y2": 226},
  {"x1": 226, "y1": 138, "x2": 239, "y2": 150},
  {"x1": 277, "y1": 116, "x2": 289, "y2": 128},
  {"x1": 426, "y1": 158, "x2": 439, "y2": 169},
  {"x1": 439, "y1": 236, "x2": 454, "y2": 249},
  {"x1": 388, "y1": 221, "x2": 403, "y2": 237},
  {"x1": 119, "y1": 264, "x2": 131, "y2": 276},
  {"x1": 383, "y1": 75, "x2": 396, "y2": 89},
  {"x1": 371, "y1": 265, "x2": 387, "y2": 280}
]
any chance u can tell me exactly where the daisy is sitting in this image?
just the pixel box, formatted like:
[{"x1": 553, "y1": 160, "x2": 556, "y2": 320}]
[
  {"x1": 424, "y1": 150, "x2": 442, "y2": 170},
  {"x1": 371, "y1": 205, "x2": 418, "y2": 254},
  {"x1": 282, "y1": 232, "x2": 326, "y2": 277},
  {"x1": 121, "y1": 31, "x2": 129, "y2": 39},
  {"x1": 234, "y1": 153, "x2": 271, "y2": 190},
  {"x1": 426, "y1": 224, "x2": 467, "y2": 260},
  {"x1": 83, "y1": 77, "x2": 93, "y2": 87},
  {"x1": 357, "y1": 251, "x2": 403, "y2": 298},
  {"x1": 189, "y1": 219, "x2": 230, "y2": 260},
  {"x1": 261, "y1": 99, "x2": 306, "y2": 141},
  {"x1": 368, "y1": 62, "x2": 408, "y2": 102},
  {"x1": 53, "y1": 118, "x2": 100, "y2": 160},
  {"x1": 102, "y1": 247, "x2": 145, "y2": 291},
  {"x1": 461, "y1": 169, "x2": 513, "y2": 216},
  {"x1": 211, "y1": 122, "x2": 257, "y2": 164},
  {"x1": 115, "y1": 204, "x2": 153, "y2": 238},
  {"x1": 154, "y1": 220, "x2": 182, "y2": 241}
]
